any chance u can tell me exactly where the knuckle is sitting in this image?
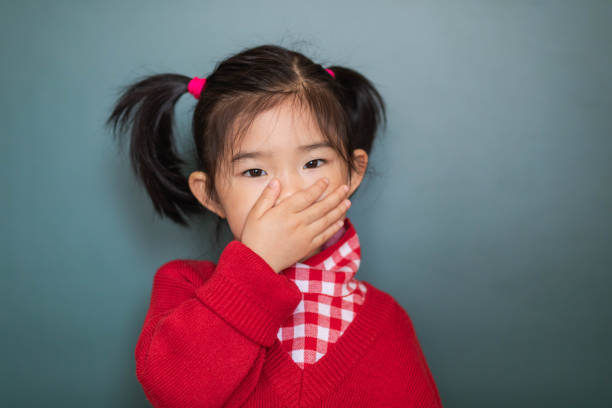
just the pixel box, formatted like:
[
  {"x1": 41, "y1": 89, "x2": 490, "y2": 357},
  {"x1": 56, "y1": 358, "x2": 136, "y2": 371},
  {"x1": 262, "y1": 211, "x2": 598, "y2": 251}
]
[
  {"x1": 324, "y1": 212, "x2": 334, "y2": 225},
  {"x1": 294, "y1": 217, "x2": 305, "y2": 229},
  {"x1": 289, "y1": 217, "x2": 300, "y2": 229},
  {"x1": 293, "y1": 196, "x2": 306, "y2": 209},
  {"x1": 290, "y1": 190, "x2": 303, "y2": 202},
  {"x1": 303, "y1": 190, "x2": 314, "y2": 202},
  {"x1": 333, "y1": 191, "x2": 344, "y2": 204},
  {"x1": 307, "y1": 188, "x2": 319, "y2": 200},
  {"x1": 315, "y1": 205, "x2": 327, "y2": 217},
  {"x1": 320, "y1": 202, "x2": 333, "y2": 215},
  {"x1": 333, "y1": 202, "x2": 344, "y2": 214},
  {"x1": 312, "y1": 181, "x2": 325, "y2": 193}
]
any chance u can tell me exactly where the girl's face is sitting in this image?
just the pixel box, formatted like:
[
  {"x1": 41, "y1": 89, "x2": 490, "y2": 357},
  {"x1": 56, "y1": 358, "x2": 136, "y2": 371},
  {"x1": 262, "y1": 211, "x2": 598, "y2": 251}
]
[{"x1": 189, "y1": 100, "x2": 368, "y2": 261}]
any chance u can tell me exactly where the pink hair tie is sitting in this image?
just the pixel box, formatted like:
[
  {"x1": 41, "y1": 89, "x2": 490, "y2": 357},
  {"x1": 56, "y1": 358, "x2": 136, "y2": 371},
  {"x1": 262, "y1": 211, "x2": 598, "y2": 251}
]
[
  {"x1": 188, "y1": 76, "x2": 206, "y2": 99},
  {"x1": 325, "y1": 68, "x2": 335, "y2": 78}
]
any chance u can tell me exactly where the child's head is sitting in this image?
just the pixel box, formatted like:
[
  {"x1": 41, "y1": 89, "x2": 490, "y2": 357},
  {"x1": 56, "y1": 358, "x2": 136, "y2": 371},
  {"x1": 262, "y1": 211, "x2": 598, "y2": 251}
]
[{"x1": 106, "y1": 44, "x2": 386, "y2": 243}]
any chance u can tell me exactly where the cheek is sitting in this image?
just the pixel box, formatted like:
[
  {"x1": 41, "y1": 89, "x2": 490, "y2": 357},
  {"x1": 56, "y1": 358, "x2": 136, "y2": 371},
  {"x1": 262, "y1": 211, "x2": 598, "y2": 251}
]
[
  {"x1": 225, "y1": 185, "x2": 265, "y2": 237},
  {"x1": 315, "y1": 163, "x2": 348, "y2": 199}
]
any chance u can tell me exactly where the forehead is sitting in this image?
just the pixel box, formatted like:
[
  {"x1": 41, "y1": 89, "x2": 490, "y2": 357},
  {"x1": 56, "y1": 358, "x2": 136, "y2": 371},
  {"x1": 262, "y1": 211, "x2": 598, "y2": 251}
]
[{"x1": 232, "y1": 100, "x2": 325, "y2": 152}]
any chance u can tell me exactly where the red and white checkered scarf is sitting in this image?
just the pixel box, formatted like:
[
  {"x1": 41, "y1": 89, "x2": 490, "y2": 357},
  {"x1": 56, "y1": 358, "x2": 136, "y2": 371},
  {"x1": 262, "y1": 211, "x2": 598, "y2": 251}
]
[{"x1": 277, "y1": 217, "x2": 367, "y2": 368}]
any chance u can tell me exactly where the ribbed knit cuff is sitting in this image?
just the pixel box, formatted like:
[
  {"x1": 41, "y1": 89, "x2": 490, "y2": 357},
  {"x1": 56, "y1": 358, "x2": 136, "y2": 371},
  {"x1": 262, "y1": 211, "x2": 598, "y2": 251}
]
[{"x1": 195, "y1": 240, "x2": 303, "y2": 347}]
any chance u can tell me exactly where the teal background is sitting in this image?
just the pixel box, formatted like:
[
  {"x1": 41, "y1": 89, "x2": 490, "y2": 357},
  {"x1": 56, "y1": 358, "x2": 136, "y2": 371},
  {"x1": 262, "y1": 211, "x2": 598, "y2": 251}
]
[{"x1": 2, "y1": 0, "x2": 611, "y2": 406}]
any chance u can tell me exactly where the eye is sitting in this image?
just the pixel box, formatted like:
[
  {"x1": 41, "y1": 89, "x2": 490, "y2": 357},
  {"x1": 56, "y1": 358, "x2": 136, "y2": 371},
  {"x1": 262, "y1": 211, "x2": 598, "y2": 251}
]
[
  {"x1": 304, "y1": 159, "x2": 326, "y2": 169},
  {"x1": 242, "y1": 169, "x2": 267, "y2": 177}
]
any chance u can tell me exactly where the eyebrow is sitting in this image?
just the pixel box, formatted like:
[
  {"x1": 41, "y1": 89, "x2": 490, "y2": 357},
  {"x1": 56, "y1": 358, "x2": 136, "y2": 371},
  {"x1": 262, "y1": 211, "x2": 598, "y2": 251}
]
[{"x1": 231, "y1": 142, "x2": 334, "y2": 163}]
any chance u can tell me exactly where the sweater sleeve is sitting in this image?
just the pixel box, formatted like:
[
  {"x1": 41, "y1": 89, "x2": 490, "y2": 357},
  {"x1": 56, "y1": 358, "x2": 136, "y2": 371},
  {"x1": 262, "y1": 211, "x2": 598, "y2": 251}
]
[
  {"x1": 394, "y1": 302, "x2": 444, "y2": 408},
  {"x1": 134, "y1": 240, "x2": 303, "y2": 408}
]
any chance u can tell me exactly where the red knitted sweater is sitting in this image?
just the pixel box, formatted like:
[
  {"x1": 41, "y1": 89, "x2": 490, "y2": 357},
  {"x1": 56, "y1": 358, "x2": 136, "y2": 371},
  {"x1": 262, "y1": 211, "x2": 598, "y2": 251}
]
[{"x1": 135, "y1": 228, "x2": 444, "y2": 407}]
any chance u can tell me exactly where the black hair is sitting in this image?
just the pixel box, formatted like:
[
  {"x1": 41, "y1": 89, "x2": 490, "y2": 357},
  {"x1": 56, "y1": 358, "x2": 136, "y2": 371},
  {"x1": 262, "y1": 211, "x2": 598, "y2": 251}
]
[{"x1": 105, "y1": 44, "x2": 386, "y2": 245}]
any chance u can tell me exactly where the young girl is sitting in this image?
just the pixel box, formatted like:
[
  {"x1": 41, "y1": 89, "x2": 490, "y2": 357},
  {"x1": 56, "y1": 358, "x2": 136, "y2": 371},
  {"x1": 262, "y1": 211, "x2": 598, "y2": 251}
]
[{"x1": 106, "y1": 44, "x2": 443, "y2": 408}]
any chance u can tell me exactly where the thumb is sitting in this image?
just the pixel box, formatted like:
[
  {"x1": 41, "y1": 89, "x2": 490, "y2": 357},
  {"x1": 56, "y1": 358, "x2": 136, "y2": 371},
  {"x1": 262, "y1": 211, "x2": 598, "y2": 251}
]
[{"x1": 250, "y1": 178, "x2": 280, "y2": 219}]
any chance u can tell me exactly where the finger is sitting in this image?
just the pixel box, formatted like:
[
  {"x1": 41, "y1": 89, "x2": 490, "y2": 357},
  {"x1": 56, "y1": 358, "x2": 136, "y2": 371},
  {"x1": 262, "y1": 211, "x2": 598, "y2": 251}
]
[
  {"x1": 308, "y1": 195, "x2": 350, "y2": 234},
  {"x1": 283, "y1": 177, "x2": 329, "y2": 213},
  {"x1": 302, "y1": 183, "x2": 350, "y2": 225},
  {"x1": 249, "y1": 178, "x2": 280, "y2": 219},
  {"x1": 311, "y1": 217, "x2": 347, "y2": 248}
]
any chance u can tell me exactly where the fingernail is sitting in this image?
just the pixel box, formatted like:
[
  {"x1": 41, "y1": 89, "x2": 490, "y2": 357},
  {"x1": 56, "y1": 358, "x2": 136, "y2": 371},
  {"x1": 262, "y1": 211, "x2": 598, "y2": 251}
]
[
  {"x1": 343, "y1": 185, "x2": 349, "y2": 192},
  {"x1": 322, "y1": 177, "x2": 329, "y2": 184},
  {"x1": 268, "y1": 179, "x2": 278, "y2": 189}
]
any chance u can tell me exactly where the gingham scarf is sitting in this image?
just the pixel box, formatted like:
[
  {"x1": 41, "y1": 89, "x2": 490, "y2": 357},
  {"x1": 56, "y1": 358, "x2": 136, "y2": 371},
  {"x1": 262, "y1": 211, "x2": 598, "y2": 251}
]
[{"x1": 277, "y1": 217, "x2": 367, "y2": 368}]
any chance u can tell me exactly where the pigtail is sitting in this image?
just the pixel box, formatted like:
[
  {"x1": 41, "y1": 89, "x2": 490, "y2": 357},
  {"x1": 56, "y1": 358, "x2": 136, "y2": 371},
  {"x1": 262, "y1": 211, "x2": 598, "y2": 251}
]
[
  {"x1": 327, "y1": 66, "x2": 387, "y2": 154},
  {"x1": 105, "y1": 73, "x2": 201, "y2": 226}
]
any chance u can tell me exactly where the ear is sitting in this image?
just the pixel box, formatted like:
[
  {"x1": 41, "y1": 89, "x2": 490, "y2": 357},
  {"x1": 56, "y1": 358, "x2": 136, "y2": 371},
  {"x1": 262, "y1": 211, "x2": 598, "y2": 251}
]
[
  {"x1": 188, "y1": 171, "x2": 226, "y2": 219},
  {"x1": 347, "y1": 148, "x2": 369, "y2": 196}
]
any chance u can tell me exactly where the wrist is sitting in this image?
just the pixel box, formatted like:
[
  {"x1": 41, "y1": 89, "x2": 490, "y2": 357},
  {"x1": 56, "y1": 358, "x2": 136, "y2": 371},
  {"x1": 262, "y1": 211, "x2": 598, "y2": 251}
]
[{"x1": 241, "y1": 241, "x2": 281, "y2": 274}]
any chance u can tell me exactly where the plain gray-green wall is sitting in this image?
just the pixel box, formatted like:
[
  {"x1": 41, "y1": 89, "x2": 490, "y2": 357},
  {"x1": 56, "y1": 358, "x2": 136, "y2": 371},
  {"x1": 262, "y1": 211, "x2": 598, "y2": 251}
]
[{"x1": 2, "y1": 0, "x2": 611, "y2": 406}]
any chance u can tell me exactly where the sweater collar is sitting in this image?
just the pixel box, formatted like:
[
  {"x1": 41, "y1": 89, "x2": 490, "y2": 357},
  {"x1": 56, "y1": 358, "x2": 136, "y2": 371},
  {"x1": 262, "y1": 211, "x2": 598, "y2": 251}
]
[{"x1": 280, "y1": 217, "x2": 361, "y2": 297}]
